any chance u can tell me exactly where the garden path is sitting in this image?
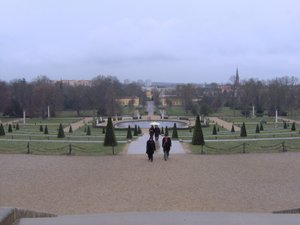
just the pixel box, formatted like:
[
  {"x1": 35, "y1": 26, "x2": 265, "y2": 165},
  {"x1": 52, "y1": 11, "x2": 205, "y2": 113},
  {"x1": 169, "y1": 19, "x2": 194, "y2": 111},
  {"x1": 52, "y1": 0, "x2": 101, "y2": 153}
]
[
  {"x1": 63, "y1": 117, "x2": 93, "y2": 132},
  {"x1": 127, "y1": 133, "x2": 186, "y2": 155},
  {"x1": 209, "y1": 117, "x2": 241, "y2": 132}
]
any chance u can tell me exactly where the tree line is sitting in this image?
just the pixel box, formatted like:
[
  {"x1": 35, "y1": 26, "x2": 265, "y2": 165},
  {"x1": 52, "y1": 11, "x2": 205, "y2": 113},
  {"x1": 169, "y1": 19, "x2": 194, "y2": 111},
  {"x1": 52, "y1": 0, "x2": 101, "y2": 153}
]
[
  {"x1": 0, "y1": 74, "x2": 299, "y2": 118},
  {"x1": 155, "y1": 76, "x2": 300, "y2": 116},
  {"x1": 0, "y1": 75, "x2": 147, "y2": 117}
]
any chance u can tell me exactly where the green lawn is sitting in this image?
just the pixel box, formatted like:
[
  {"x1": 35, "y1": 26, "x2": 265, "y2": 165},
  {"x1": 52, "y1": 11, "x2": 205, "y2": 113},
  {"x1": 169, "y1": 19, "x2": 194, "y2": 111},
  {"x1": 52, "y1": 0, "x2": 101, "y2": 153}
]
[{"x1": 189, "y1": 139, "x2": 300, "y2": 154}]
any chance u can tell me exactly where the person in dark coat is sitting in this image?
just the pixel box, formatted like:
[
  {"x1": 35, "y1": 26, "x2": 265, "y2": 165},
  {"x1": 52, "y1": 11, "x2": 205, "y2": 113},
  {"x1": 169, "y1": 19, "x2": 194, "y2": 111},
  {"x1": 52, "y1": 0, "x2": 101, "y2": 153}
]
[
  {"x1": 162, "y1": 133, "x2": 172, "y2": 157},
  {"x1": 154, "y1": 125, "x2": 161, "y2": 141},
  {"x1": 149, "y1": 125, "x2": 154, "y2": 139},
  {"x1": 146, "y1": 137, "x2": 156, "y2": 162}
]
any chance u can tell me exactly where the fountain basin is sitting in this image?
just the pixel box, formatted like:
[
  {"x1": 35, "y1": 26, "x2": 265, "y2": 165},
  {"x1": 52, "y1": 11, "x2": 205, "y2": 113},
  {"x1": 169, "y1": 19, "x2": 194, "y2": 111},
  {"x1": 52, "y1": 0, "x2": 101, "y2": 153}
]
[{"x1": 114, "y1": 120, "x2": 188, "y2": 129}]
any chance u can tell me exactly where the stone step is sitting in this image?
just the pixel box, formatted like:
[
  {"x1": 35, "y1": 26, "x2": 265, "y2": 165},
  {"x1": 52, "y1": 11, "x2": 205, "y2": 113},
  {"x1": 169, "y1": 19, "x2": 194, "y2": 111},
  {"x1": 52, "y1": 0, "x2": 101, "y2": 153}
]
[{"x1": 17, "y1": 211, "x2": 300, "y2": 225}]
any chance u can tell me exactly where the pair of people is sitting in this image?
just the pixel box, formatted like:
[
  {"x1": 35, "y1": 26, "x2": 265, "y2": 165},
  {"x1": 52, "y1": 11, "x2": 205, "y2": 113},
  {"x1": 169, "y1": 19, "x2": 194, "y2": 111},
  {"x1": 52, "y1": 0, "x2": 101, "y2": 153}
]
[
  {"x1": 149, "y1": 125, "x2": 161, "y2": 141},
  {"x1": 146, "y1": 133, "x2": 171, "y2": 162}
]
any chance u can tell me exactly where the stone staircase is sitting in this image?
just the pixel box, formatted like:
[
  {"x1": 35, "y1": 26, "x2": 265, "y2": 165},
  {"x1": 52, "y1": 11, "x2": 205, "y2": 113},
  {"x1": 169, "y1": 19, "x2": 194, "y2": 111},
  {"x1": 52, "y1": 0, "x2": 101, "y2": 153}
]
[{"x1": 2, "y1": 209, "x2": 300, "y2": 225}]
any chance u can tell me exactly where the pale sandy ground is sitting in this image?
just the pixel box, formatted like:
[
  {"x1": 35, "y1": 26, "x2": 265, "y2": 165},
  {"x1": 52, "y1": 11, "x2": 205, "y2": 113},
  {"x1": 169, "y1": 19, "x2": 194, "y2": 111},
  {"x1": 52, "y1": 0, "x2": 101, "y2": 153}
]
[{"x1": 1, "y1": 153, "x2": 300, "y2": 215}]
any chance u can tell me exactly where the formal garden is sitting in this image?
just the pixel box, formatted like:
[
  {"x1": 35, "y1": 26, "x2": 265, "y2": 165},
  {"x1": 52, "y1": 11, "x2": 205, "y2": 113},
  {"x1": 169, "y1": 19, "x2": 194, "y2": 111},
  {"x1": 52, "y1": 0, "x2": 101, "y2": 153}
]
[{"x1": 0, "y1": 104, "x2": 300, "y2": 156}]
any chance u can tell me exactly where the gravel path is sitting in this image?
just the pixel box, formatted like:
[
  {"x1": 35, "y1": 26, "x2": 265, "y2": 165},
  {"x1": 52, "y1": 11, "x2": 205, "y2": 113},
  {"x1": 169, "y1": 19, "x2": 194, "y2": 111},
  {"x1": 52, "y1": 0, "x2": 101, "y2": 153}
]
[
  {"x1": 63, "y1": 117, "x2": 93, "y2": 132},
  {"x1": 127, "y1": 134, "x2": 185, "y2": 154},
  {"x1": 209, "y1": 117, "x2": 241, "y2": 132},
  {"x1": 1, "y1": 153, "x2": 300, "y2": 215}
]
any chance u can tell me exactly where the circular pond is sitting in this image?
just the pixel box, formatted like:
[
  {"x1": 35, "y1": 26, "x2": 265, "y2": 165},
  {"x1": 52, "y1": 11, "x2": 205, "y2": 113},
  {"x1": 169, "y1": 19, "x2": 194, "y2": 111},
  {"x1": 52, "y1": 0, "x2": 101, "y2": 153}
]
[{"x1": 114, "y1": 120, "x2": 188, "y2": 129}]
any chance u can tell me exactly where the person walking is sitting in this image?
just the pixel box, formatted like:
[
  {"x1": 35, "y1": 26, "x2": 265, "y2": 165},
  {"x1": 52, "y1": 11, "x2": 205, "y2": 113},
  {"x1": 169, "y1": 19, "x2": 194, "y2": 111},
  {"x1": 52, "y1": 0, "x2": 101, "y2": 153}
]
[
  {"x1": 162, "y1": 133, "x2": 172, "y2": 160},
  {"x1": 154, "y1": 125, "x2": 161, "y2": 141},
  {"x1": 146, "y1": 137, "x2": 156, "y2": 162},
  {"x1": 149, "y1": 125, "x2": 154, "y2": 139}
]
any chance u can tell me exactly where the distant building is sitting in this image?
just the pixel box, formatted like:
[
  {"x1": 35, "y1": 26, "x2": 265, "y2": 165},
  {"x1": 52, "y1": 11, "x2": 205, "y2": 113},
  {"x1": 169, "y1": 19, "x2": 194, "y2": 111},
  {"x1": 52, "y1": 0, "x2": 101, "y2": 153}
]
[
  {"x1": 116, "y1": 96, "x2": 140, "y2": 107},
  {"x1": 54, "y1": 80, "x2": 92, "y2": 86},
  {"x1": 160, "y1": 95, "x2": 183, "y2": 106}
]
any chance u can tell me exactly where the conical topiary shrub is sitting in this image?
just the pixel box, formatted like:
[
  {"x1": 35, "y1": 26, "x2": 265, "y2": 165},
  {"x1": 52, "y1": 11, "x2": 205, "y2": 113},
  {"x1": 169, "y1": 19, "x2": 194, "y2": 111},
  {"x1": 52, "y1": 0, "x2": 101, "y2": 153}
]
[
  {"x1": 260, "y1": 123, "x2": 264, "y2": 131},
  {"x1": 102, "y1": 127, "x2": 106, "y2": 134},
  {"x1": 0, "y1": 124, "x2": 5, "y2": 136},
  {"x1": 8, "y1": 124, "x2": 13, "y2": 133},
  {"x1": 44, "y1": 125, "x2": 48, "y2": 134},
  {"x1": 192, "y1": 115, "x2": 205, "y2": 146},
  {"x1": 16, "y1": 123, "x2": 20, "y2": 130},
  {"x1": 172, "y1": 123, "x2": 178, "y2": 139},
  {"x1": 212, "y1": 124, "x2": 217, "y2": 135},
  {"x1": 86, "y1": 125, "x2": 91, "y2": 135},
  {"x1": 69, "y1": 125, "x2": 73, "y2": 133},
  {"x1": 291, "y1": 122, "x2": 296, "y2": 131},
  {"x1": 240, "y1": 122, "x2": 247, "y2": 137},
  {"x1": 283, "y1": 121, "x2": 287, "y2": 129},
  {"x1": 165, "y1": 126, "x2": 169, "y2": 136},
  {"x1": 161, "y1": 127, "x2": 164, "y2": 134},
  {"x1": 126, "y1": 125, "x2": 132, "y2": 139},
  {"x1": 138, "y1": 126, "x2": 142, "y2": 135},
  {"x1": 255, "y1": 124, "x2": 260, "y2": 133},
  {"x1": 231, "y1": 124, "x2": 235, "y2": 133},
  {"x1": 57, "y1": 123, "x2": 65, "y2": 138},
  {"x1": 40, "y1": 125, "x2": 43, "y2": 132},
  {"x1": 104, "y1": 117, "x2": 117, "y2": 148},
  {"x1": 133, "y1": 125, "x2": 138, "y2": 136}
]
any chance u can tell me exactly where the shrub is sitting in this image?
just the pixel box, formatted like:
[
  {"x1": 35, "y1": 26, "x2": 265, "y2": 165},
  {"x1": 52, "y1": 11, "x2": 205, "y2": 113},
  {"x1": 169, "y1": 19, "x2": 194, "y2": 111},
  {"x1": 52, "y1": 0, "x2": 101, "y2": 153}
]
[
  {"x1": 240, "y1": 122, "x2": 247, "y2": 137},
  {"x1": 126, "y1": 125, "x2": 132, "y2": 139},
  {"x1": 8, "y1": 124, "x2": 12, "y2": 133},
  {"x1": 133, "y1": 125, "x2": 138, "y2": 136},
  {"x1": 260, "y1": 123, "x2": 264, "y2": 131},
  {"x1": 69, "y1": 125, "x2": 73, "y2": 133},
  {"x1": 40, "y1": 125, "x2": 43, "y2": 132},
  {"x1": 291, "y1": 122, "x2": 296, "y2": 131},
  {"x1": 104, "y1": 117, "x2": 117, "y2": 147},
  {"x1": 192, "y1": 115, "x2": 205, "y2": 145},
  {"x1": 231, "y1": 124, "x2": 235, "y2": 133},
  {"x1": 255, "y1": 124, "x2": 260, "y2": 133},
  {"x1": 16, "y1": 123, "x2": 20, "y2": 130},
  {"x1": 0, "y1": 124, "x2": 5, "y2": 136},
  {"x1": 212, "y1": 124, "x2": 217, "y2": 135},
  {"x1": 86, "y1": 125, "x2": 91, "y2": 135},
  {"x1": 165, "y1": 126, "x2": 169, "y2": 136},
  {"x1": 57, "y1": 123, "x2": 65, "y2": 138},
  {"x1": 172, "y1": 123, "x2": 178, "y2": 139},
  {"x1": 44, "y1": 125, "x2": 48, "y2": 134}
]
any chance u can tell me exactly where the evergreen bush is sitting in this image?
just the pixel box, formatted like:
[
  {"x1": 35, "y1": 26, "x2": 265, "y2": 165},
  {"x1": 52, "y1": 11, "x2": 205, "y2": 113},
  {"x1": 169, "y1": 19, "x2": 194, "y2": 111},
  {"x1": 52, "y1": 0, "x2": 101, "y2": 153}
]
[
  {"x1": 172, "y1": 123, "x2": 178, "y2": 139},
  {"x1": 0, "y1": 124, "x2": 5, "y2": 136},
  {"x1": 231, "y1": 124, "x2": 235, "y2": 132},
  {"x1": 133, "y1": 125, "x2": 138, "y2": 136},
  {"x1": 260, "y1": 123, "x2": 264, "y2": 131},
  {"x1": 104, "y1": 117, "x2": 117, "y2": 147},
  {"x1": 165, "y1": 126, "x2": 169, "y2": 136},
  {"x1": 8, "y1": 124, "x2": 12, "y2": 133},
  {"x1": 212, "y1": 124, "x2": 217, "y2": 135},
  {"x1": 57, "y1": 123, "x2": 65, "y2": 138},
  {"x1": 126, "y1": 125, "x2": 132, "y2": 139},
  {"x1": 283, "y1": 121, "x2": 287, "y2": 129},
  {"x1": 192, "y1": 115, "x2": 205, "y2": 145},
  {"x1": 44, "y1": 125, "x2": 48, "y2": 134},
  {"x1": 86, "y1": 125, "x2": 91, "y2": 135},
  {"x1": 40, "y1": 125, "x2": 43, "y2": 132},
  {"x1": 240, "y1": 122, "x2": 247, "y2": 137},
  {"x1": 102, "y1": 127, "x2": 106, "y2": 134},
  {"x1": 291, "y1": 122, "x2": 296, "y2": 131},
  {"x1": 161, "y1": 127, "x2": 164, "y2": 134},
  {"x1": 16, "y1": 123, "x2": 19, "y2": 130},
  {"x1": 255, "y1": 124, "x2": 260, "y2": 133},
  {"x1": 69, "y1": 125, "x2": 73, "y2": 133}
]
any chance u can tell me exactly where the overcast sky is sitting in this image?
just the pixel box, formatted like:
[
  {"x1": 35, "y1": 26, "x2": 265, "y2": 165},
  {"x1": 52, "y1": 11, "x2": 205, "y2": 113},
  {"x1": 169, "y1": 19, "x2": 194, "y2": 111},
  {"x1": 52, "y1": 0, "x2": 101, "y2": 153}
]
[{"x1": 1, "y1": 0, "x2": 300, "y2": 83}]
